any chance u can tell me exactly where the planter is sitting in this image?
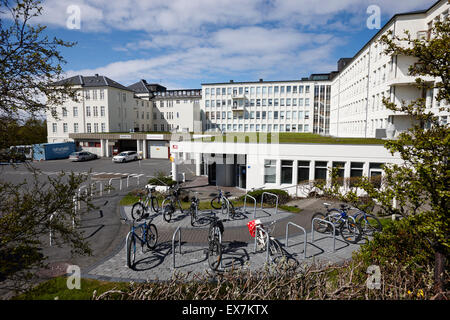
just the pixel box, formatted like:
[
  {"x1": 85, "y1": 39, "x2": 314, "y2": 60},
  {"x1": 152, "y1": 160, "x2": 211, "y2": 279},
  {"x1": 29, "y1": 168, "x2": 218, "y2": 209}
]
[{"x1": 145, "y1": 184, "x2": 170, "y2": 192}]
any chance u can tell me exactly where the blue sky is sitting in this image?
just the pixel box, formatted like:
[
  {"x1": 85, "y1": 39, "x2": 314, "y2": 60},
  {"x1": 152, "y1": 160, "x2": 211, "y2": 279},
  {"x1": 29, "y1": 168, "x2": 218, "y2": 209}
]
[{"x1": 32, "y1": 0, "x2": 437, "y2": 89}]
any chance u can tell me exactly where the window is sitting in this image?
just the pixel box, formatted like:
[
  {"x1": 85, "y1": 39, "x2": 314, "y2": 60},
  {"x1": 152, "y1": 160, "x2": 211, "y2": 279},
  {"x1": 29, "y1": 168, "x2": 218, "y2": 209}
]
[
  {"x1": 100, "y1": 89, "x2": 104, "y2": 100},
  {"x1": 293, "y1": 86, "x2": 297, "y2": 93},
  {"x1": 297, "y1": 161, "x2": 310, "y2": 183},
  {"x1": 94, "y1": 123, "x2": 99, "y2": 133},
  {"x1": 299, "y1": 98, "x2": 304, "y2": 106},
  {"x1": 101, "y1": 123, "x2": 106, "y2": 132},
  {"x1": 86, "y1": 106, "x2": 91, "y2": 117},
  {"x1": 274, "y1": 86, "x2": 279, "y2": 93},
  {"x1": 369, "y1": 163, "x2": 384, "y2": 188},
  {"x1": 73, "y1": 106, "x2": 78, "y2": 117},
  {"x1": 350, "y1": 162, "x2": 364, "y2": 187},
  {"x1": 305, "y1": 98, "x2": 310, "y2": 106},
  {"x1": 286, "y1": 86, "x2": 291, "y2": 93},
  {"x1": 281, "y1": 160, "x2": 293, "y2": 184},
  {"x1": 62, "y1": 108, "x2": 67, "y2": 117},
  {"x1": 280, "y1": 98, "x2": 285, "y2": 106},
  {"x1": 100, "y1": 106, "x2": 105, "y2": 117},
  {"x1": 264, "y1": 160, "x2": 276, "y2": 183},
  {"x1": 315, "y1": 161, "x2": 328, "y2": 181},
  {"x1": 332, "y1": 162, "x2": 345, "y2": 186},
  {"x1": 63, "y1": 123, "x2": 68, "y2": 133},
  {"x1": 86, "y1": 123, "x2": 92, "y2": 133},
  {"x1": 52, "y1": 123, "x2": 57, "y2": 133},
  {"x1": 93, "y1": 90, "x2": 98, "y2": 100},
  {"x1": 274, "y1": 99, "x2": 279, "y2": 107},
  {"x1": 280, "y1": 86, "x2": 285, "y2": 93},
  {"x1": 304, "y1": 124, "x2": 309, "y2": 131},
  {"x1": 154, "y1": 124, "x2": 157, "y2": 131},
  {"x1": 305, "y1": 86, "x2": 310, "y2": 93},
  {"x1": 161, "y1": 124, "x2": 165, "y2": 131},
  {"x1": 305, "y1": 111, "x2": 309, "y2": 119},
  {"x1": 299, "y1": 86, "x2": 304, "y2": 93},
  {"x1": 273, "y1": 124, "x2": 278, "y2": 131},
  {"x1": 274, "y1": 111, "x2": 278, "y2": 119},
  {"x1": 93, "y1": 106, "x2": 98, "y2": 117},
  {"x1": 73, "y1": 123, "x2": 78, "y2": 133}
]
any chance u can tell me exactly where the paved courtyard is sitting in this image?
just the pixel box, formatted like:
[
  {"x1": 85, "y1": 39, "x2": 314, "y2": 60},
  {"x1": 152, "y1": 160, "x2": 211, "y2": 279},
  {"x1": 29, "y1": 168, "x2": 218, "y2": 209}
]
[{"x1": 84, "y1": 202, "x2": 367, "y2": 282}]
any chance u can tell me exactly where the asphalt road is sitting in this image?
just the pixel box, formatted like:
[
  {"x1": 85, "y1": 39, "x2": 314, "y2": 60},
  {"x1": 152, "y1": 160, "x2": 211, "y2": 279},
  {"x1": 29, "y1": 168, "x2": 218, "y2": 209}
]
[{"x1": 0, "y1": 157, "x2": 196, "y2": 185}]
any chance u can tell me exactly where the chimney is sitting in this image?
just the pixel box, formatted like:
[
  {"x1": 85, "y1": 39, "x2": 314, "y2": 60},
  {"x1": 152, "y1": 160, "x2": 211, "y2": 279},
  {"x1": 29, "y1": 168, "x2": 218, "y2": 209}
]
[
  {"x1": 259, "y1": 78, "x2": 263, "y2": 82},
  {"x1": 230, "y1": 80, "x2": 234, "y2": 83},
  {"x1": 95, "y1": 73, "x2": 99, "y2": 77}
]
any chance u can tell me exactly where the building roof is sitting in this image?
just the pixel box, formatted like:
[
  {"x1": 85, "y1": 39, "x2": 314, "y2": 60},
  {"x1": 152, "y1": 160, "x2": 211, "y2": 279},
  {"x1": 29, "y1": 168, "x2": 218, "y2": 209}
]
[
  {"x1": 201, "y1": 77, "x2": 331, "y2": 86},
  {"x1": 52, "y1": 74, "x2": 133, "y2": 91}
]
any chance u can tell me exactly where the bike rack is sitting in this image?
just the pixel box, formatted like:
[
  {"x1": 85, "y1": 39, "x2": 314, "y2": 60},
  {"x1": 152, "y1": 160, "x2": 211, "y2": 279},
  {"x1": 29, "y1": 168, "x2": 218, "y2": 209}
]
[
  {"x1": 285, "y1": 222, "x2": 307, "y2": 259},
  {"x1": 127, "y1": 174, "x2": 143, "y2": 188},
  {"x1": 221, "y1": 196, "x2": 232, "y2": 221},
  {"x1": 243, "y1": 193, "x2": 257, "y2": 218},
  {"x1": 49, "y1": 211, "x2": 57, "y2": 246},
  {"x1": 261, "y1": 192, "x2": 278, "y2": 215},
  {"x1": 108, "y1": 178, "x2": 123, "y2": 194},
  {"x1": 253, "y1": 225, "x2": 270, "y2": 264},
  {"x1": 172, "y1": 226, "x2": 182, "y2": 269},
  {"x1": 311, "y1": 217, "x2": 336, "y2": 253}
]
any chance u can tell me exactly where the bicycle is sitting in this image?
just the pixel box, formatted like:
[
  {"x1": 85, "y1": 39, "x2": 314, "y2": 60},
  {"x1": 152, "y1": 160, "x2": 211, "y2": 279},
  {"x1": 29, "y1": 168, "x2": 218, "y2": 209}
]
[
  {"x1": 162, "y1": 184, "x2": 184, "y2": 222},
  {"x1": 123, "y1": 217, "x2": 158, "y2": 270},
  {"x1": 253, "y1": 220, "x2": 284, "y2": 260},
  {"x1": 207, "y1": 211, "x2": 224, "y2": 271},
  {"x1": 188, "y1": 192, "x2": 200, "y2": 226},
  {"x1": 131, "y1": 185, "x2": 160, "y2": 220},
  {"x1": 349, "y1": 207, "x2": 382, "y2": 236},
  {"x1": 312, "y1": 203, "x2": 363, "y2": 244},
  {"x1": 210, "y1": 189, "x2": 236, "y2": 219}
]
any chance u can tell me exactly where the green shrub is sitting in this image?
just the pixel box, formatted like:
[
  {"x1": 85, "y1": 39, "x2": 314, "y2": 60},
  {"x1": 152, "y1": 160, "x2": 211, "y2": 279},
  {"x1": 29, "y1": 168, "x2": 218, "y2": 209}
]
[
  {"x1": 241, "y1": 189, "x2": 291, "y2": 205},
  {"x1": 147, "y1": 176, "x2": 176, "y2": 187}
]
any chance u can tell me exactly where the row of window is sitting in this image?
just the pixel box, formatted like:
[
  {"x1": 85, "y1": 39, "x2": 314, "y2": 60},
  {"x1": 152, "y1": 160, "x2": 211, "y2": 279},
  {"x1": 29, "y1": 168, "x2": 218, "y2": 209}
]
[
  {"x1": 264, "y1": 160, "x2": 384, "y2": 186},
  {"x1": 52, "y1": 122, "x2": 106, "y2": 133},
  {"x1": 55, "y1": 106, "x2": 106, "y2": 118},
  {"x1": 204, "y1": 85, "x2": 311, "y2": 96},
  {"x1": 206, "y1": 123, "x2": 310, "y2": 133},
  {"x1": 85, "y1": 89, "x2": 105, "y2": 100},
  {"x1": 157, "y1": 99, "x2": 200, "y2": 108},
  {"x1": 154, "y1": 90, "x2": 201, "y2": 97},
  {"x1": 205, "y1": 98, "x2": 311, "y2": 108},
  {"x1": 205, "y1": 110, "x2": 310, "y2": 120}
]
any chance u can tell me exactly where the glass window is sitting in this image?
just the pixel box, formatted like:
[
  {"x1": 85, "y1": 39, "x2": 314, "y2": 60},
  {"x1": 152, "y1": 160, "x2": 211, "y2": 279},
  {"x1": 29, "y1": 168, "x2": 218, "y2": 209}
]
[
  {"x1": 350, "y1": 162, "x2": 364, "y2": 187},
  {"x1": 332, "y1": 162, "x2": 345, "y2": 186},
  {"x1": 264, "y1": 160, "x2": 276, "y2": 183},
  {"x1": 297, "y1": 161, "x2": 310, "y2": 183},
  {"x1": 280, "y1": 86, "x2": 285, "y2": 93},
  {"x1": 315, "y1": 161, "x2": 328, "y2": 181},
  {"x1": 281, "y1": 160, "x2": 293, "y2": 184},
  {"x1": 286, "y1": 86, "x2": 291, "y2": 93},
  {"x1": 274, "y1": 86, "x2": 279, "y2": 93}
]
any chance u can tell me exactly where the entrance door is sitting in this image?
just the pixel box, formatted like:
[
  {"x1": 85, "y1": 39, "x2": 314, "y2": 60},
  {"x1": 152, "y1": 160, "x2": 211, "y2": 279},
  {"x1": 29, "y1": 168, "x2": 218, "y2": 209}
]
[{"x1": 238, "y1": 165, "x2": 246, "y2": 189}]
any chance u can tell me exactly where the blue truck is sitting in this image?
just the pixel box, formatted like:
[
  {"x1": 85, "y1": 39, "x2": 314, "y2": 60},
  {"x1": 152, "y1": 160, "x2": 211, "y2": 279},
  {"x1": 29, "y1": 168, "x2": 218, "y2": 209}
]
[{"x1": 32, "y1": 142, "x2": 76, "y2": 161}]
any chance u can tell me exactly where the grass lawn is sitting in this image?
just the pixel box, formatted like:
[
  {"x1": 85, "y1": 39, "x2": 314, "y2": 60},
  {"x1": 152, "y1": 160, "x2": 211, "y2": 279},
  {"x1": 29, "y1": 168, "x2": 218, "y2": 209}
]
[
  {"x1": 12, "y1": 277, "x2": 129, "y2": 300},
  {"x1": 120, "y1": 194, "x2": 302, "y2": 213},
  {"x1": 193, "y1": 132, "x2": 385, "y2": 145}
]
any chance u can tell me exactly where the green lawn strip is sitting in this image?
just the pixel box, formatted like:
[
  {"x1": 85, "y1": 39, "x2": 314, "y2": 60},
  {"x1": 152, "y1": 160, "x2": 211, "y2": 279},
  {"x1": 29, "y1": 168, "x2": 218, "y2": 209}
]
[
  {"x1": 12, "y1": 277, "x2": 129, "y2": 300},
  {"x1": 120, "y1": 194, "x2": 300, "y2": 213},
  {"x1": 193, "y1": 132, "x2": 385, "y2": 145}
]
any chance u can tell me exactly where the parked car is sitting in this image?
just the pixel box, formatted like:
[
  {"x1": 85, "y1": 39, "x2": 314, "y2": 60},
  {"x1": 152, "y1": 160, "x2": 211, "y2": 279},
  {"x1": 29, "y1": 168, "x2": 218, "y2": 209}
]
[
  {"x1": 0, "y1": 149, "x2": 26, "y2": 163},
  {"x1": 112, "y1": 151, "x2": 138, "y2": 163},
  {"x1": 69, "y1": 151, "x2": 98, "y2": 162}
]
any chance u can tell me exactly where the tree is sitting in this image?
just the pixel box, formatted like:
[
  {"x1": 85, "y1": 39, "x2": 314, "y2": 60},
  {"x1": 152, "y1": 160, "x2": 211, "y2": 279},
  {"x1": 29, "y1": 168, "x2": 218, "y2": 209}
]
[
  {"x1": 0, "y1": 0, "x2": 93, "y2": 293},
  {"x1": 378, "y1": 18, "x2": 449, "y2": 296}
]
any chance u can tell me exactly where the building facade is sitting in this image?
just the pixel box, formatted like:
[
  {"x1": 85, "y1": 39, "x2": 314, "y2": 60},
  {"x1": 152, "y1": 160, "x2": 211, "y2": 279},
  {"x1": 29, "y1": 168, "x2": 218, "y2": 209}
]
[
  {"x1": 201, "y1": 77, "x2": 331, "y2": 134},
  {"x1": 330, "y1": 0, "x2": 449, "y2": 138},
  {"x1": 47, "y1": 75, "x2": 152, "y2": 143}
]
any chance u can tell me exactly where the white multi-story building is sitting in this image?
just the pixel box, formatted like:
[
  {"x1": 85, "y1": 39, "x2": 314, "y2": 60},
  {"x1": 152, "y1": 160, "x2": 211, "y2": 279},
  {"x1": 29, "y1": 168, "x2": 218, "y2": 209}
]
[
  {"x1": 47, "y1": 74, "x2": 152, "y2": 143},
  {"x1": 201, "y1": 76, "x2": 331, "y2": 134},
  {"x1": 330, "y1": 0, "x2": 449, "y2": 138}
]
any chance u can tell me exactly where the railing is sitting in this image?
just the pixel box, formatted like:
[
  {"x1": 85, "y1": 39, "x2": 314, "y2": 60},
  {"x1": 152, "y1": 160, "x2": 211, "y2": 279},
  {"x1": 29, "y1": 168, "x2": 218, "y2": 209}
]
[
  {"x1": 254, "y1": 225, "x2": 270, "y2": 264},
  {"x1": 311, "y1": 217, "x2": 336, "y2": 253},
  {"x1": 243, "y1": 193, "x2": 257, "y2": 218},
  {"x1": 285, "y1": 222, "x2": 307, "y2": 259},
  {"x1": 108, "y1": 177, "x2": 123, "y2": 194},
  {"x1": 172, "y1": 226, "x2": 182, "y2": 269}
]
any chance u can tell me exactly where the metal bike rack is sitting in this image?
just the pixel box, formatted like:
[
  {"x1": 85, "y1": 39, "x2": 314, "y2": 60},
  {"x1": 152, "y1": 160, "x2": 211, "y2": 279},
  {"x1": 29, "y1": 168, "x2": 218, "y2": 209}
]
[
  {"x1": 127, "y1": 174, "x2": 143, "y2": 188},
  {"x1": 108, "y1": 178, "x2": 123, "y2": 194},
  {"x1": 261, "y1": 192, "x2": 279, "y2": 215},
  {"x1": 311, "y1": 217, "x2": 336, "y2": 253},
  {"x1": 285, "y1": 222, "x2": 307, "y2": 259},
  {"x1": 172, "y1": 226, "x2": 182, "y2": 269},
  {"x1": 49, "y1": 211, "x2": 57, "y2": 246},
  {"x1": 221, "y1": 197, "x2": 232, "y2": 220},
  {"x1": 254, "y1": 226, "x2": 270, "y2": 264},
  {"x1": 243, "y1": 193, "x2": 257, "y2": 218}
]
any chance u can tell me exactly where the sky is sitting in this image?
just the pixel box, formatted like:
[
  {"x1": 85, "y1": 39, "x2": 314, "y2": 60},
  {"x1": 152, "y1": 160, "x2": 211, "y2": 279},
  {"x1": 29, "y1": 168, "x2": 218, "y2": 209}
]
[{"x1": 27, "y1": 0, "x2": 438, "y2": 89}]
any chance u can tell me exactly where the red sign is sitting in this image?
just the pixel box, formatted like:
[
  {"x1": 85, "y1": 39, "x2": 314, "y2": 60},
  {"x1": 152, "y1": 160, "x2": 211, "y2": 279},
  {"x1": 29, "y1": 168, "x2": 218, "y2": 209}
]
[{"x1": 172, "y1": 145, "x2": 178, "y2": 149}]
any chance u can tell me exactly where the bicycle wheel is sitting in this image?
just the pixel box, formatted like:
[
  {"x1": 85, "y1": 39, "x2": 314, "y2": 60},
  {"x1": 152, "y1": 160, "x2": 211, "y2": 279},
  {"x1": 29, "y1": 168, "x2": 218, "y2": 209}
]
[
  {"x1": 227, "y1": 200, "x2": 236, "y2": 219},
  {"x1": 162, "y1": 198, "x2": 174, "y2": 222},
  {"x1": 151, "y1": 196, "x2": 160, "y2": 213},
  {"x1": 312, "y1": 212, "x2": 332, "y2": 233},
  {"x1": 268, "y1": 238, "x2": 284, "y2": 258},
  {"x1": 208, "y1": 224, "x2": 221, "y2": 242},
  {"x1": 210, "y1": 196, "x2": 222, "y2": 209},
  {"x1": 358, "y1": 214, "x2": 382, "y2": 236},
  {"x1": 131, "y1": 202, "x2": 145, "y2": 220},
  {"x1": 207, "y1": 238, "x2": 222, "y2": 271},
  {"x1": 126, "y1": 232, "x2": 136, "y2": 269},
  {"x1": 145, "y1": 223, "x2": 158, "y2": 249},
  {"x1": 340, "y1": 218, "x2": 362, "y2": 244}
]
